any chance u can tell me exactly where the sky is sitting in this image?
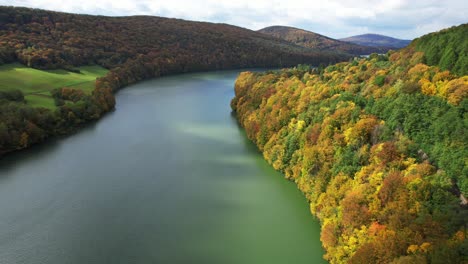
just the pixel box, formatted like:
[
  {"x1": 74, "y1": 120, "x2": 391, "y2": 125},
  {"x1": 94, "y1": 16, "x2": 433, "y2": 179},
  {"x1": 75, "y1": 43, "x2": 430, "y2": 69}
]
[{"x1": 4, "y1": 0, "x2": 467, "y2": 39}]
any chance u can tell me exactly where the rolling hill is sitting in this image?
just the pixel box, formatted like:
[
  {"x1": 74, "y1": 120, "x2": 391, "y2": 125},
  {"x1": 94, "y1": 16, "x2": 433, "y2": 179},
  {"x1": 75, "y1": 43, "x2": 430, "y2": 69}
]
[
  {"x1": 258, "y1": 26, "x2": 389, "y2": 55},
  {"x1": 340, "y1": 33, "x2": 411, "y2": 49},
  {"x1": 0, "y1": 6, "x2": 351, "y2": 156},
  {"x1": 0, "y1": 6, "x2": 348, "y2": 76}
]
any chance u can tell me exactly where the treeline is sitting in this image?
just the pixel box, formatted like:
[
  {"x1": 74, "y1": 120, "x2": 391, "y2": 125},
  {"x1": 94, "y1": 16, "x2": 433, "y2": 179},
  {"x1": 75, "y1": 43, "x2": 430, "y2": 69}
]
[
  {"x1": 0, "y1": 6, "x2": 350, "y2": 155},
  {"x1": 413, "y1": 23, "x2": 467, "y2": 76},
  {"x1": 0, "y1": 87, "x2": 114, "y2": 155},
  {"x1": 231, "y1": 27, "x2": 467, "y2": 263},
  {"x1": 0, "y1": 6, "x2": 349, "y2": 87}
]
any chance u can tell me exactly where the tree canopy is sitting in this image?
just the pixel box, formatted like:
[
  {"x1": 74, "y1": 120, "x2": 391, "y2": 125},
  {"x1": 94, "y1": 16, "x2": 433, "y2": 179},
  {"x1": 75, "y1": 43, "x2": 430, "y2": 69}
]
[{"x1": 232, "y1": 25, "x2": 467, "y2": 263}]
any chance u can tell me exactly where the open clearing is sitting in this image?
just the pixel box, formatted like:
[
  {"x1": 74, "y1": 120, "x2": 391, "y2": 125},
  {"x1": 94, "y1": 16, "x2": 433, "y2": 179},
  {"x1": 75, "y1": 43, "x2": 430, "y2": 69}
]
[{"x1": 0, "y1": 63, "x2": 108, "y2": 109}]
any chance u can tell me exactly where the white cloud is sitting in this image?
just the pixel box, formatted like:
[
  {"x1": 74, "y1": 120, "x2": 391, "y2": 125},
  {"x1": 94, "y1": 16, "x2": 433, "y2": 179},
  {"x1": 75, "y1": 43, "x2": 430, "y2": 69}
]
[{"x1": 4, "y1": 0, "x2": 467, "y2": 39}]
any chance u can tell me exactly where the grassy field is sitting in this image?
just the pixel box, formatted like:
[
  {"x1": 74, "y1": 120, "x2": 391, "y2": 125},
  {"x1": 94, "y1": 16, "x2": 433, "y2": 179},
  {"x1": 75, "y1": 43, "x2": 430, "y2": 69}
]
[{"x1": 0, "y1": 63, "x2": 108, "y2": 109}]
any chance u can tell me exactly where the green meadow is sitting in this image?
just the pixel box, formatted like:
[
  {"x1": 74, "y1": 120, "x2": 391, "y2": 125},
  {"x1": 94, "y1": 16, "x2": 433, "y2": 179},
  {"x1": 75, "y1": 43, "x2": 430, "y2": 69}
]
[{"x1": 0, "y1": 63, "x2": 108, "y2": 109}]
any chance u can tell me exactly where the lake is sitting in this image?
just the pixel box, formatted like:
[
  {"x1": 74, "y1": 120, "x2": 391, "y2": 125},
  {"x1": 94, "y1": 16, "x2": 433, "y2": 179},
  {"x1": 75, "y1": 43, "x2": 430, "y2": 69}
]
[{"x1": 0, "y1": 70, "x2": 325, "y2": 264}]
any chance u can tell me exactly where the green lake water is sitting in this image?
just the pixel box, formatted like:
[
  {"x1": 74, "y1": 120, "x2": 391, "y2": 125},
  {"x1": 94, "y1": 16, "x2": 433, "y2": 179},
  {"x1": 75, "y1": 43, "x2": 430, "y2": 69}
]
[{"x1": 0, "y1": 71, "x2": 326, "y2": 263}]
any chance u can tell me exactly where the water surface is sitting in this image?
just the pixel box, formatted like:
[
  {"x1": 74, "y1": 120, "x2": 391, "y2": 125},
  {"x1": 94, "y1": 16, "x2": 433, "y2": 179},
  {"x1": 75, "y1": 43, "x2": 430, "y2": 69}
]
[{"x1": 0, "y1": 71, "x2": 325, "y2": 264}]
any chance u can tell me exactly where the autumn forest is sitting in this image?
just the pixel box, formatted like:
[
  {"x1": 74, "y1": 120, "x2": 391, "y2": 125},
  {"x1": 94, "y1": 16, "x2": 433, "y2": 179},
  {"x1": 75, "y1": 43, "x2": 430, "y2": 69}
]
[
  {"x1": 232, "y1": 24, "x2": 467, "y2": 263},
  {"x1": 0, "y1": 4, "x2": 467, "y2": 264},
  {"x1": 0, "y1": 6, "x2": 348, "y2": 155}
]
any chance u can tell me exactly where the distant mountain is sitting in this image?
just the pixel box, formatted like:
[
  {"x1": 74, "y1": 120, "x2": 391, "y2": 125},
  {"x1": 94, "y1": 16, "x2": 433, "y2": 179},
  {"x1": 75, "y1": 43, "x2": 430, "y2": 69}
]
[
  {"x1": 258, "y1": 26, "x2": 389, "y2": 55},
  {"x1": 339, "y1": 34, "x2": 411, "y2": 49}
]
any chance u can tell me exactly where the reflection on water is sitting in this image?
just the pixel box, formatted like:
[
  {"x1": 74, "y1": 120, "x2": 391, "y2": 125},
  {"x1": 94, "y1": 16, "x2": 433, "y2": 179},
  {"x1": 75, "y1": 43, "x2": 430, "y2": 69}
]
[{"x1": 0, "y1": 70, "x2": 325, "y2": 264}]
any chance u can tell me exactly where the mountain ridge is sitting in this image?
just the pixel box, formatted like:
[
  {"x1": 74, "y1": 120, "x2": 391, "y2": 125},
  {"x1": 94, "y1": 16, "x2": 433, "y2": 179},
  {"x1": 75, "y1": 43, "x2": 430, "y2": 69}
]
[
  {"x1": 340, "y1": 33, "x2": 411, "y2": 48},
  {"x1": 258, "y1": 26, "x2": 391, "y2": 55},
  {"x1": 0, "y1": 6, "x2": 348, "y2": 73}
]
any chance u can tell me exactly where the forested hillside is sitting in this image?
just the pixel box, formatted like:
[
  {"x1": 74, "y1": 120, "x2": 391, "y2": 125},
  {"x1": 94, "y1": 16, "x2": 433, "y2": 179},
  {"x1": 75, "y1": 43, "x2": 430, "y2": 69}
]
[
  {"x1": 0, "y1": 6, "x2": 350, "y2": 156},
  {"x1": 413, "y1": 23, "x2": 468, "y2": 76},
  {"x1": 232, "y1": 25, "x2": 467, "y2": 263},
  {"x1": 259, "y1": 26, "x2": 389, "y2": 55},
  {"x1": 0, "y1": 6, "x2": 347, "y2": 85},
  {"x1": 339, "y1": 34, "x2": 411, "y2": 49}
]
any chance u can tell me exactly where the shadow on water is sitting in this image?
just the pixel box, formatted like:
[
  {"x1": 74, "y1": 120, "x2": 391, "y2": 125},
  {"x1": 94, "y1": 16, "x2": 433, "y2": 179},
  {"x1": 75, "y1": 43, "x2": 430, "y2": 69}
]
[
  {"x1": 0, "y1": 115, "x2": 103, "y2": 175},
  {"x1": 229, "y1": 112, "x2": 263, "y2": 154},
  {"x1": 0, "y1": 69, "x2": 326, "y2": 264},
  {"x1": 0, "y1": 140, "x2": 60, "y2": 175},
  {"x1": 179, "y1": 111, "x2": 326, "y2": 264}
]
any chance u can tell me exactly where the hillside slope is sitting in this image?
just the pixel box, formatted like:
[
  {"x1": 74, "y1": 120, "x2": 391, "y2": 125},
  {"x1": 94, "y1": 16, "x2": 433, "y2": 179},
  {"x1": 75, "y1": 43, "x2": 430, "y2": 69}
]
[
  {"x1": 0, "y1": 6, "x2": 350, "y2": 156},
  {"x1": 232, "y1": 26, "x2": 467, "y2": 263},
  {"x1": 340, "y1": 33, "x2": 411, "y2": 48},
  {"x1": 412, "y1": 23, "x2": 468, "y2": 76},
  {"x1": 0, "y1": 7, "x2": 347, "y2": 75},
  {"x1": 259, "y1": 26, "x2": 389, "y2": 55}
]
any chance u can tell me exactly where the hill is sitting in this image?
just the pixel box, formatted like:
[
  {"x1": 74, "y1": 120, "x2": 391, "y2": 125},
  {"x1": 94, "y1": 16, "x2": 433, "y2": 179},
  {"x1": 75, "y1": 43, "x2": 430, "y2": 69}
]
[
  {"x1": 232, "y1": 25, "x2": 467, "y2": 263},
  {"x1": 0, "y1": 6, "x2": 350, "y2": 156},
  {"x1": 412, "y1": 23, "x2": 468, "y2": 76},
  {"x1": 258, "y1": 26, "x2": 389, "y2": 55},
  {"x1": 340, "y1": 33, "x2": 411, "y2": 48},
  {"x1": 0, "y1": 7, "x2": 347, "y2": 76}
]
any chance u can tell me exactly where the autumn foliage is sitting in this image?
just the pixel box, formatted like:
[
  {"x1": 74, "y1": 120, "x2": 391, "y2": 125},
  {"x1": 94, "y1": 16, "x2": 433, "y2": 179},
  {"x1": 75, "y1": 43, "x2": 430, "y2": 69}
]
[
  {"x1": 232, "y1": 25, "x2": 467, "y2": 263},
  {"x1": 0, "y1": 6, "x2": 349, "y2": 90},
  {"x1": 0, "y1": 6, "x2": 351, "y2": 155}
]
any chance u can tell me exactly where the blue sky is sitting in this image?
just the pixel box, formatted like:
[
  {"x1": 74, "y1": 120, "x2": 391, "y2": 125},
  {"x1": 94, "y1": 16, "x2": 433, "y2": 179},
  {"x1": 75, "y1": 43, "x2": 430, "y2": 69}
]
[{"x1": 4, "y1": 0, "x2": 467, "y2": 39}]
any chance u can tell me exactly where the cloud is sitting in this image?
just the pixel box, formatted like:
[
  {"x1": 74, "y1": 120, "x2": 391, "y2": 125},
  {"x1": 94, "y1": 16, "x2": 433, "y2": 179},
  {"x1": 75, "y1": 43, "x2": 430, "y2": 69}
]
[{"x1": 3, "y1": 0, "x2": 467, "y2": 39}]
